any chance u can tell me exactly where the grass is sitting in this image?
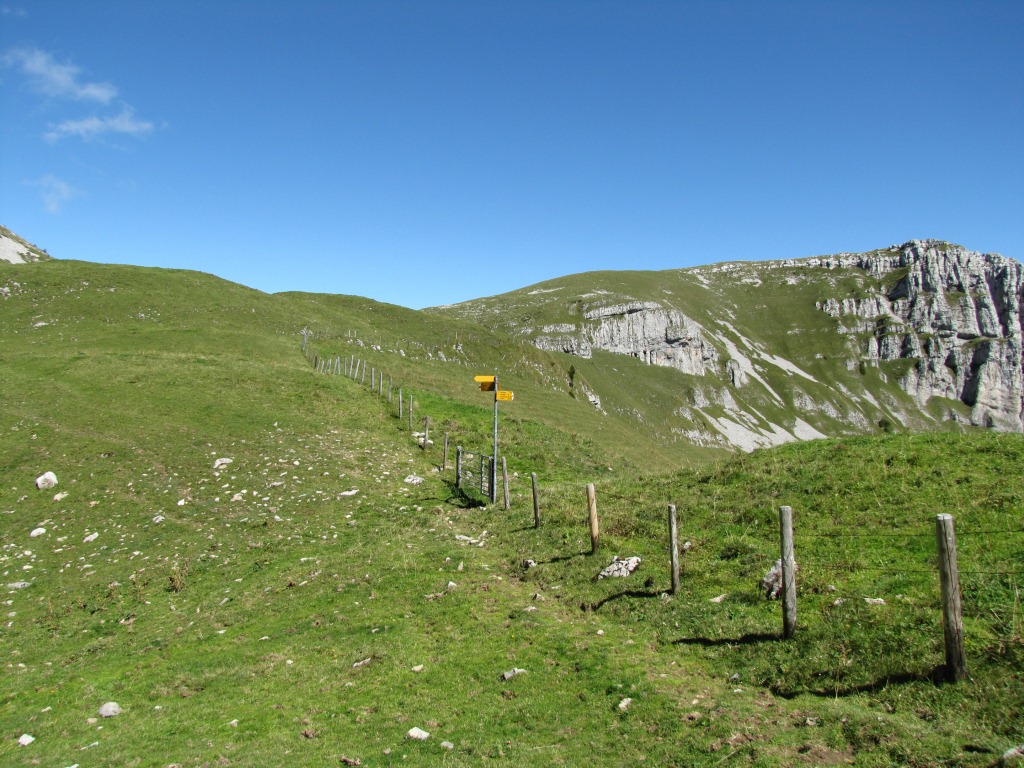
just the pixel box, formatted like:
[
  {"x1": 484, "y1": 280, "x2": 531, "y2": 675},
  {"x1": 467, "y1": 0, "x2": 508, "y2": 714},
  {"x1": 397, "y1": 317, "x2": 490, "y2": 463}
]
[{"x1": 1, "y1": 259, "x2": 1022, "y2": 766}]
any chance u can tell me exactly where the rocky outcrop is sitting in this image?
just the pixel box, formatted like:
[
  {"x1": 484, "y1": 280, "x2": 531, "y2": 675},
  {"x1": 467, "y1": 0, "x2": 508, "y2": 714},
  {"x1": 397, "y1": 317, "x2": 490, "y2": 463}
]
[
  {"x1": 534, "y1": 302, "x2": 720, "y2": 376},
  {"x1": 817, "y1": 240, "x2": 1024, "y2": 431}
]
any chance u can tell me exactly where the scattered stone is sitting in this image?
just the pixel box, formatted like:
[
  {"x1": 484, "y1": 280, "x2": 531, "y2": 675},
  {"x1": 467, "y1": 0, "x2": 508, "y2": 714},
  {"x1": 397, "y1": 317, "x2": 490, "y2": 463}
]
[
  {"x1": 411, "y1": 665, "x2": 424, "y2": 673},
  {"x1": 83, "y1": 532, "x2": 98, "y2": 543},
  {"x1": 501, "y1": 668, "x2": 526, "y2": 681},
  {"x1": 340, "y1": 756, "x2": 362, "y2": 766},
  {"x1": 338, "y1": 489, "x2": 359, "y2": 497},
  {"x1": 446, "y1": 581, "x2": 457, "y2": 590},
  {"x1": 98, "y1": 702, "x2": 122, "y2": 717},
  {"x1": 709, "y1": 594, "x2": 728, "y2": 603},
  {"x1": 1003, "y1": 744, "x2": 1024, "y2": 764},
  {"x1": 152, "y1": 515, "x2": 165, "y2": 524},
  {"x1": 406, "y1": 727, "x2": 430, "y2": 740},
  {"x1": 618, "y1": 697, "x2": 633, "y2": 711},
  {"x1": 30, "y1": 527, "x2": 46, "y2": 537},
  {"x1": 864, "y1": 597, "x2": 886, "y2": 605},
  {"x1": 35, "y1": 471, "x2": 58, "y2": 490},
  {"x1": 440, "y1": 741, "x2": 454, "y2": 750},
  {"x1": 352, "y1": 657, "x2": 372, "y2": 668},
  {"x1": 18, "y1": 733, "x2": 35, "y2": 746},
  {"x1": 522, "y1": 559, "x2": 537, "y2": 569},
  {"x1": 832, "y1": 597, "x2": 845, "y2": 606},
  {"x1": 403, "y1": 475, "x2": 424, "y2": 485},
  {"x1": 597, "y1": 556, "x2": 641, "y2": 579},
  {"x1": 228, "y1": 719, "x2": 239, "y2": 728},
  {"x1": 213, "y1": 458, "x2": 233, "y2": 470},
  {"x1": 7, "y1": 581, "x2": 31, "y2": 589},
  {"x1": 54, "y1": 491, "x2": 69, "y2": 501}
]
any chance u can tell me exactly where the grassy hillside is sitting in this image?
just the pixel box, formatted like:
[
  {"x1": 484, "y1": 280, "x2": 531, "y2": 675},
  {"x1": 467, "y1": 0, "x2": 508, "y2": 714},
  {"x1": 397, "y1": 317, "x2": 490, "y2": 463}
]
[
  {"x1": 428, "y1": 255, "x2": 971, "y2": 449},
  {"x1": 1, "y1": 260, "x2": 1022, "y2": 766}
]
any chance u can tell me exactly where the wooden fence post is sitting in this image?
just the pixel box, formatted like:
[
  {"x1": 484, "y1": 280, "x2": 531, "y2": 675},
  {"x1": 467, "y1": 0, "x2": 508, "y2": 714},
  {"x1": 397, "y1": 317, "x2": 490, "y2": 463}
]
[
  {"x1": 408, "y1": 397, "x2": 413, "y2": 430},
  {"x1": 779, "y1": 505, "x2": 797, "y2": 639},
  {"x1": 399, "y1": 389, "x2": 403, "y2": 419},
  {"x1": 442, "y1": 432, "x2": 449, "y2": 471},
  {"x1": 423, "y1": 416, "x2": 430, "y2": 451},
  {"x1": 668, "y1": 504, "x2": 681, "y2": 595},
  {"x1": 501, "y1": 457, "x2": 511, "y2": 510},
  {"x1": 455, "y1": 446, "x2": 463, "y2": 489},
  {"x1": 587, "y1": 483, "x2": 599, "y2": 554},
  {"x1": 936, "y1": 513, "x2": 967, "y2": 681},
  {"x1": 531, "y1": 473, "x2": 541, "y2": 529}
]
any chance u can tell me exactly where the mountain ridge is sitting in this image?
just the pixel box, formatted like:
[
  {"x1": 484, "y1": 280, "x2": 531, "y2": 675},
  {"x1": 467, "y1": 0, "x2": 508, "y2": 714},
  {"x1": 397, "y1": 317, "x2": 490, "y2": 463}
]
[{"x1": 430, "y1": 239, "x2": 1023, "y2": 450}]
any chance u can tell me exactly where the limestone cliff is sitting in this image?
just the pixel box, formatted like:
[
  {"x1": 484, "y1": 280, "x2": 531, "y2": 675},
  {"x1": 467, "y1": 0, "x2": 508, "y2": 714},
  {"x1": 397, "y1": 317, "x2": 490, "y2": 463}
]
[
  {"x1": 817, "y1": 239, "x2": 1024, "y2": 431},
  {"x1": 434, "y1": 239, "x2": 1023, "y2": 451}
]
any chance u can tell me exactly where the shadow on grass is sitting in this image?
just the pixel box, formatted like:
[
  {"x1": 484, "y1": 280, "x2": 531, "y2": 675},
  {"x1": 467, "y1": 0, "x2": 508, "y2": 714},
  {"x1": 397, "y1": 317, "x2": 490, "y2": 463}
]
[
  {"x1": 672, "y1": 632, "x2": 780, "y2": 647},
  {"x1": 581, "y1": 589, "x2": 662, "y2": 612},
  {"x1": 768, "y1": 665, "x2": 949, "y2": 699},
  {"x1": 443, "y1": 481, "x2": 488, "y2": 509}
]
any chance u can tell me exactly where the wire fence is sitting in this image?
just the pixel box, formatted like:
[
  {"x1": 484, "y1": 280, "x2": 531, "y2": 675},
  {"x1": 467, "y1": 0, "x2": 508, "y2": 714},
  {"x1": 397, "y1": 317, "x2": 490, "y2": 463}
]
[{"x1": 304, "y1": 336, "x2": 1024, "y2": 678}]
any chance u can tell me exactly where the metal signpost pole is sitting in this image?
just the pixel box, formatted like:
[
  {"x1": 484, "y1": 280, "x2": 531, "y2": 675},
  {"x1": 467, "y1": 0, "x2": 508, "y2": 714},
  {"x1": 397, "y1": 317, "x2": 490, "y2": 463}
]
[{"x1": 491, "y1": 376, "x2": 499, "y2": 505}]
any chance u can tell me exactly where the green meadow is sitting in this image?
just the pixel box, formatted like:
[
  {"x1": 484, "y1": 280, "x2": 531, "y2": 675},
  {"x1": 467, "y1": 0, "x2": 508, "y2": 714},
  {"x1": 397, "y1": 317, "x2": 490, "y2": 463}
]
[{"x1": 1, "y1": 260, "x2": 1021, "y2": 766}]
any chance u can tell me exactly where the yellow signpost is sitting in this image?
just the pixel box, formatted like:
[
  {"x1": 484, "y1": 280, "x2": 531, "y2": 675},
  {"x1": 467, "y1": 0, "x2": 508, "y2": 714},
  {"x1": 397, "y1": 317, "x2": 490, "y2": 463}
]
[{"x1": 472, "y1": 374, "x2": 515, "y2": 504}]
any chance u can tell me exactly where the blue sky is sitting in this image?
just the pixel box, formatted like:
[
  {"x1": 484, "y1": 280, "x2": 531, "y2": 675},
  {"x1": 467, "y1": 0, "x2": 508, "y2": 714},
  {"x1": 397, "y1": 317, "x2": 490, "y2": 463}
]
[{"x1": 2, "y1": 1, "x2": 1021, "y2": 309}]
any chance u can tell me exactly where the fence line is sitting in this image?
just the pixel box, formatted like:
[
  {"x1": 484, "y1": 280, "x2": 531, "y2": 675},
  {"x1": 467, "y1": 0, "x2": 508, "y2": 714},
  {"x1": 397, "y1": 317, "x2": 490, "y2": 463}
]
[{"x1": 302, "y1": 335, "x2": 1021, "y2": 681}]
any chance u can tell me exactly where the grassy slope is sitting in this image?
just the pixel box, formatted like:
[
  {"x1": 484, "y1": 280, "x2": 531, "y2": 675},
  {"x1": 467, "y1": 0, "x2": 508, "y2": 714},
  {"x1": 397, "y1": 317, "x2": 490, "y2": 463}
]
[
  {"x1": 1, "y1": 260, "x2": 1022, "y2": 767},
  {"x1": 428, "y1": 258, "x2": 952, "y2": 446}
]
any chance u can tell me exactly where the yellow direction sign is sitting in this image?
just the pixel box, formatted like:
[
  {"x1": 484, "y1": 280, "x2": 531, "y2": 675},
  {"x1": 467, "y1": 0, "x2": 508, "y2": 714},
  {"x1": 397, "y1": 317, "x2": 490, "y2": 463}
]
[
  {"x1": 496, "y1": 390, "x2": 515, "y2": 402},
  {"x1": 474, "y1": 375, "x2": 495, "y2": 383},
  {"x1": 475, "y1": 374, "x2": 496, "y2": 392}
]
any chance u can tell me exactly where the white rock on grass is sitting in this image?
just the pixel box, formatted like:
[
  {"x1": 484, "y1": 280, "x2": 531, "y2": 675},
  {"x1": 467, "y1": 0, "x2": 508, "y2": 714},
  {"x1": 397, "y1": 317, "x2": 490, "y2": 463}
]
[
  {"x1": 18, "y1": 733, "x2": 35, "y2": 746},
  {"x1": 597, "y1": 556, "x2": 641, "y2": 579},
  {"x1": 406, "y1": 727, "x2": 430, "y2": 740},
  {"x1": 501, "y1": 668, "x2": 526, "y2": 681},
  {"x1": 1003, "y1": 744, "x2": 1024, "y2": 764},
  {"x1": 404, "y1": 475, "x2": 424, "y2": 485},
  {"x1": 213, "y1": 458, "x2": 233, "y2": 470},
  {"x1": 35, "y1": 471, "x2": 57, "y2": 490},
  {"x1": 99, "y1": 702, "x2": 122, "y2": 717},
  {"x1": 29, "y1": 527, "x2": 46, "y2": 537}
]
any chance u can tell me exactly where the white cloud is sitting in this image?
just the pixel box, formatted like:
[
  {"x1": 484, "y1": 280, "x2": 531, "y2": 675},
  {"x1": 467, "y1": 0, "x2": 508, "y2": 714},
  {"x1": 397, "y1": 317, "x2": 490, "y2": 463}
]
[
  {"x1": 3, "y1": 47, "x2": 117, "y2": 103},
  {"x1": 29, "y1": 175, "x2": 77, "y2": 213},
  {"x1": 45, "y1": 106, "x2": 154, "y2": 141}
]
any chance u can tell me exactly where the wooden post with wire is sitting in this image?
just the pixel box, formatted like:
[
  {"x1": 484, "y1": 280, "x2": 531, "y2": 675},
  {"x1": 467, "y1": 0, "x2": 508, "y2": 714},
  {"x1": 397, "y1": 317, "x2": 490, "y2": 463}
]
[
  {"x1": 455, "y1": 446, "x2": 463, "y2": 490},
  {"x1": 531, "y1": 473, "x2": 541, "y2": 529},
  {"x1": 936, "y1": 513, "x2": 967, "y2": 681},
  {"x1": 779, "y1": 505, "x2": 797, "y2": 638},
  {"x1": 587, "y1": 483, "x2": 599, "y2": 553},
  {"x1": 668, "y1": 504, "x2": 681, "y2": 595}
]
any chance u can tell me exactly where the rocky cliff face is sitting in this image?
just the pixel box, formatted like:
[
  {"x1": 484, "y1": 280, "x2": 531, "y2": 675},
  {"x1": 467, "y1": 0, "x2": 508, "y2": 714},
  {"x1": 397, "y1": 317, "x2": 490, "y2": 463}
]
[
  {"x1": 436, "y1": 239, "x2": 1023, "y2": 451},
  {"x1": 817, "y1": 239, "x2": 1024, "y2": 431},
  {"x1": 534, "y1": 300, "x2": 719, "y2": 376}
]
